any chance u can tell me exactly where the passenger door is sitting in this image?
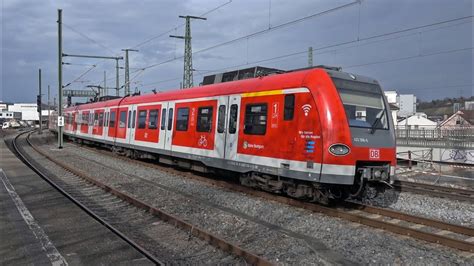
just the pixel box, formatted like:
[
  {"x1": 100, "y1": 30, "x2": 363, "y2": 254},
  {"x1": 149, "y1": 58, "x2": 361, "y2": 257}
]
[
  {"x1": 224, "y1": 95, "x2": 241, "y2": 160},
  {"x1": 163, "y1": 102, "x2": 175, "y2": 151},
  {"x1": 127, "y1": 105, "x2": 137, "y2": 145},
  {"x1": 215, "y1": 96, "x2": 229, "y2": 159}
]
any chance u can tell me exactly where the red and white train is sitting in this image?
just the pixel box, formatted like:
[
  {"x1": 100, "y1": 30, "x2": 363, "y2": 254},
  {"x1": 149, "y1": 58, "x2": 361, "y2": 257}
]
[{"x1": 50, "y1": 66, "x2": 396, "y2": 204}]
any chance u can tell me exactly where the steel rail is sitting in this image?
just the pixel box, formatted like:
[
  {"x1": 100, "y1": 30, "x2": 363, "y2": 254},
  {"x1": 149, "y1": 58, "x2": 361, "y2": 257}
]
[
  {"x1": 24, "y1": 132, "x2": 272, "y2": 266},
  {"x1": 393, "y1": 180, "x2": 474, "y2": 203},
  {"x1": 12, "y1": 130, "x2": 163, "y2": 265},
  {"x1": 88, "y1": 147, "x2": 474, "y2": 252}
]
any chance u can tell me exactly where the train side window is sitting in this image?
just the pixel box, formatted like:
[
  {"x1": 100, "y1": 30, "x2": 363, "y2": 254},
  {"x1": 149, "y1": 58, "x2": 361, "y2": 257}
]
[
  {"x1": 161, "y1": 109, "x2": 167, "y2": 130},
  {"x1": 110, "y1": 111, "x2": 116, "y2": 127},
  {"x1": 244, "y1": 103, "x2": 267, "y2": 135},
  {"x1": 217, "y1": 105, "x2": 226, "y2": 133},
  {"x1": 127, "y1": 110, "x2": 132, "y2": 128},
  {"x1": 132, "y1": 110, "x2": 136, "y2": 128},
  {"x1": 149, "y1": 109, "x2": 159, "y2": 129},
  {"x1": 197, "y1": 106, "x2": 213, "y2": 132},
  {"x1": 284, "y1": 94, "x2": 295, "y2": 120},
  {"x1": 176, "y1": 107, "x2": 189, "y2": 131},
  {"x1": 119, "y1": 111, "x2": 127, "y2": 128},
  {"x1": 99, "y1": 113, "x2": 104, "y2": 127},
  {"x1": 229, "y1": 104, "x2": 238, "y2": 134},
  {"x1": 167, "y1": 108, "x2": 173, "y2": 131},
  {"x1": 138, "y1": 110, "x2": 147, "y2": 129},
  {"x1": 105, "y1": 112, "x2": 108, "y2": 127}
]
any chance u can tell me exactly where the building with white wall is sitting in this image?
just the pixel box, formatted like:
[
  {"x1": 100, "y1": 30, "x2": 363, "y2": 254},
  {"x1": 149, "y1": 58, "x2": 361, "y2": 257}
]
[
  {"x1": 398, "y1": 113, "x2": 437, "y2": 129},
  {"x1": 0, "y1": 111, "x2": 21, "y2": 120},
  {"x1": 398, "y1": 94, "x2": 417, "y2": 118},
  {"x1": 384, "y1": 91, "x2": 398, "y2": 104},
  {"x1": 8, "y1": 103, "x2": 51, "y2": 122}
]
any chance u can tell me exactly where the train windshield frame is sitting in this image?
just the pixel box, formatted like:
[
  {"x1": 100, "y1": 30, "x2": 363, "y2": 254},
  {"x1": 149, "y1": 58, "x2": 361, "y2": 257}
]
[{"x1": 332, "y1": 78, "x2": 389, "y2": 130}]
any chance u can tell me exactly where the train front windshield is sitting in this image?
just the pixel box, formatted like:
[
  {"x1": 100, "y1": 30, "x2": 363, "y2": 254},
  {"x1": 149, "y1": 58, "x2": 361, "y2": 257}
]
[{"x1": 333, "y1": 78, "x2": 389, "y2": 130}]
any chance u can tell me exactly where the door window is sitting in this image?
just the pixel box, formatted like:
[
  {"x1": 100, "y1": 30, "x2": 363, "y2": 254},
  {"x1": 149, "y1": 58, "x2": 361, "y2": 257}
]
[
  {"x1": 167, "y1": 108, "x2": 173, "y2": 131},
  {"x1": 229, "y1": 104, "x2": 238, "y2": 134},
  {"x1": 161, "y1": 109, "x2": 167, "y2": 130},
  {"x1": 217, "y1": 105, "x2": 226, "y2": 133}
]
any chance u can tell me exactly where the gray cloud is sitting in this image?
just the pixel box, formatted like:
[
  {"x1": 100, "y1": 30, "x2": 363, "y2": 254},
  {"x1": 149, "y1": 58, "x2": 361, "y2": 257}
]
[{"x1": 1, "y1": 0, "x2": 472, "y2": 103}]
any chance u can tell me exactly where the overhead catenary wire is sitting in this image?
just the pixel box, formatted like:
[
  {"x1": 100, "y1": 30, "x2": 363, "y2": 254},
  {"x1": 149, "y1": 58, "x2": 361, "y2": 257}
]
[
  {"x1": 63, "y1": 23, "x2": 116, "y2": 55},
  {"x1": 86, "y1": 0, "x2": 233, "y2": 86},
  {"x1": 92, "y1": 0, "x2": 358, "y2": 85},
  {"x1": 65, "y1": 2, "x2": 472, "y2": 96},
  {"x1": 131, "y1": 0, "x2": 233, "y2": 49},
  {"x1": 140, "y1": 18, "x2": 472, "y2": 87},
  {"x1": 138, "y1": 14, "x2": 472, "y2": 73}
]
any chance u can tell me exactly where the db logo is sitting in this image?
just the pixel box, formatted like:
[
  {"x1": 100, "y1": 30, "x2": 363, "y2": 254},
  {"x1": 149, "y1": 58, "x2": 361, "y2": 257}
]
[{"x1": 369, "y1": 149, "x2": 380, "y2": 159}]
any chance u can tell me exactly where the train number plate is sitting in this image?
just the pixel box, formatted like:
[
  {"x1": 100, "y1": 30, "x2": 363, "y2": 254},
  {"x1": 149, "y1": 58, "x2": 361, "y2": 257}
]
[{"x1": 369, "y1": 149, "x2": 380, "y2": 159}]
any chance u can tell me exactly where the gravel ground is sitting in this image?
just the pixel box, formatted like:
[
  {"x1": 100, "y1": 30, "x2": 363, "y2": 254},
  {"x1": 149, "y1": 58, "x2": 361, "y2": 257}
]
[
  {"x1": 20, "y1": 135, "x2": 243, "y2": 265},
  {"x1": 362, "y1": 189, "x2": 474, "y2": 227},
  {"x1": 32, "y1": 133, "x2": 474, "y2": 264}
]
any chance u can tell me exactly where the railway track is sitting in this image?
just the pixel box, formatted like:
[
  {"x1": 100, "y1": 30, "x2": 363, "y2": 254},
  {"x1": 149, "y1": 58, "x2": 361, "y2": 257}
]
[
  {"x1": 393, "y1": 180, "x2": 474, "y2": 203},
  {"x1": 13, "y1": 131, "x2": 270, "y2": 265},
  {"x1": 67, "y1": 139, "x2": 474, "y2": 253}
]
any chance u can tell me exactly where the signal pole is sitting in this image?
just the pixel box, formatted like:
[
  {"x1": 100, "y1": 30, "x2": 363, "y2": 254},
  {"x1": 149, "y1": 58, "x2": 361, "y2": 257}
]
[
  {"x1": 115, "y1": 58, "x2": 120, "y2": 96},
  {"x1": 38, "y1": 68, "x2": 42, "y2": 134},
  {"x1": 122, "y1": 49, "x2": 139, "y2": 96},
  {"x1": 308, "y1": 46, "x2": 313, "y2": 67},
  {"x1": 57, "y1": 9, "x2": 63, "y2": 148},
  {"x1": 170, "y1": 15, "x2": 206, "y2": 89}
]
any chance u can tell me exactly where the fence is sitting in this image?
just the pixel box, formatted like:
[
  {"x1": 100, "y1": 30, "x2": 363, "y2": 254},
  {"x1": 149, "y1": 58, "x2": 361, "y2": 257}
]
[{"x1": 395, "y1": 127, "x2": 474, "y2": 149}]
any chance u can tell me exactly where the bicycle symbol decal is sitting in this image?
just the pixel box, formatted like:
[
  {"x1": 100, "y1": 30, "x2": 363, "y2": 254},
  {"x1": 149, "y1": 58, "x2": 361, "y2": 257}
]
[{"x1": 198, "y1": 135, "x2": 208, "y2": 147}]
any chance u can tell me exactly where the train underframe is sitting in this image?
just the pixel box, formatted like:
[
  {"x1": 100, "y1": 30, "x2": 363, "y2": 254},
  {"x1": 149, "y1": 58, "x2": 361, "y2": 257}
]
[
  {"x1": 69, "y1": 134, "x2": 392, "y2": 205},
  {"x1": 239, "y1": 164, "x2": 392, "y2": 205}
]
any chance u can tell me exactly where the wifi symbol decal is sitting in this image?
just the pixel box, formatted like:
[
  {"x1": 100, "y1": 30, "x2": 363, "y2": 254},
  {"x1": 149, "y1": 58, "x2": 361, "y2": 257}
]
[{"x1": 302, "y1": 104, "x2": 312, "y2": 116}]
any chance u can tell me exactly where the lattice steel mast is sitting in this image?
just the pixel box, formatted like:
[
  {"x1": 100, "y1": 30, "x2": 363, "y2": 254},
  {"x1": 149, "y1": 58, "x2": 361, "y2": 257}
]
[{"x1": 170, "y1": 15, "x2": 206, "y2": 89}]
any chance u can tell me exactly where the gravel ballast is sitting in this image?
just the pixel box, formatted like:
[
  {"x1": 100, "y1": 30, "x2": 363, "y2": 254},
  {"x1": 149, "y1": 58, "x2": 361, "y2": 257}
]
[{"x1": 31, "y1": 133, "x2": 474, "y2": 264}]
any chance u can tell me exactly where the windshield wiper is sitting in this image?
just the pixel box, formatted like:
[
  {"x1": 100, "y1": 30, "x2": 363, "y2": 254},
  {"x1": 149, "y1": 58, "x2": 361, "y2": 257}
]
[{"x1": 370, "y1": 111, "x2": 385, "y2": 134}]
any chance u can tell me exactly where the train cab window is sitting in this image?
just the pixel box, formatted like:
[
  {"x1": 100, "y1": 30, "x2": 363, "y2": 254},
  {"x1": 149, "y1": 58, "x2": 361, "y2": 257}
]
[
  {"x1": 161, "y1": 109, "x2": 167, "y2": 130},
  {"x1": 138, "y1": 110, "x2": 147, "y2": 129},
  {"x1": 197, "y1": 106, "x2": 213, "y2": 132},
  {"x1": 176, "y1": 107, "x2": 189, "y2": 131},
  {"x1": 167, "y1": 108, "x2": 173, "y2": 131},
  {"x1": 229, "y1": 104, "x2": 238, "y2": 134},
  {"x1": 284, "y1": 94, "x2": 295, "y2": 120},
  {"x1": 132, "y1": 110, "x2": 136, "y2": 129},
  {"x1": 244, "y1": 103, "x2": 267, "y2": 135},
  {"x1": 148, "y1": 109, "x2": 159, "y2": 129},
  {"x1": 217, "y1": 105, "x2": 226, "y2": 133},
  {"x1": 128, "y1": 111, "x2": 132, "y2": 128},
  {"x1": 109, "y1": 111, "x2": 116, "y2": 127},
  {"x1": 99, "y1": 113, "x2": 104, "y2": 127}
]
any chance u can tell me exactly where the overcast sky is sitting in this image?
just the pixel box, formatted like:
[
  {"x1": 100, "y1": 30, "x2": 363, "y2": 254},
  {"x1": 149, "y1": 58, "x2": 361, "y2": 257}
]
[{"x1": 1, "y1": 0, "x2": 473, "y2": 103}]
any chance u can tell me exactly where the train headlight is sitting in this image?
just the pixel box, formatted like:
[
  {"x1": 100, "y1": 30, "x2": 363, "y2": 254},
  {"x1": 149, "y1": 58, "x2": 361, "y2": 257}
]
[{"x1": 328, "y1": 144, "x2": 350, "y2": 156}]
